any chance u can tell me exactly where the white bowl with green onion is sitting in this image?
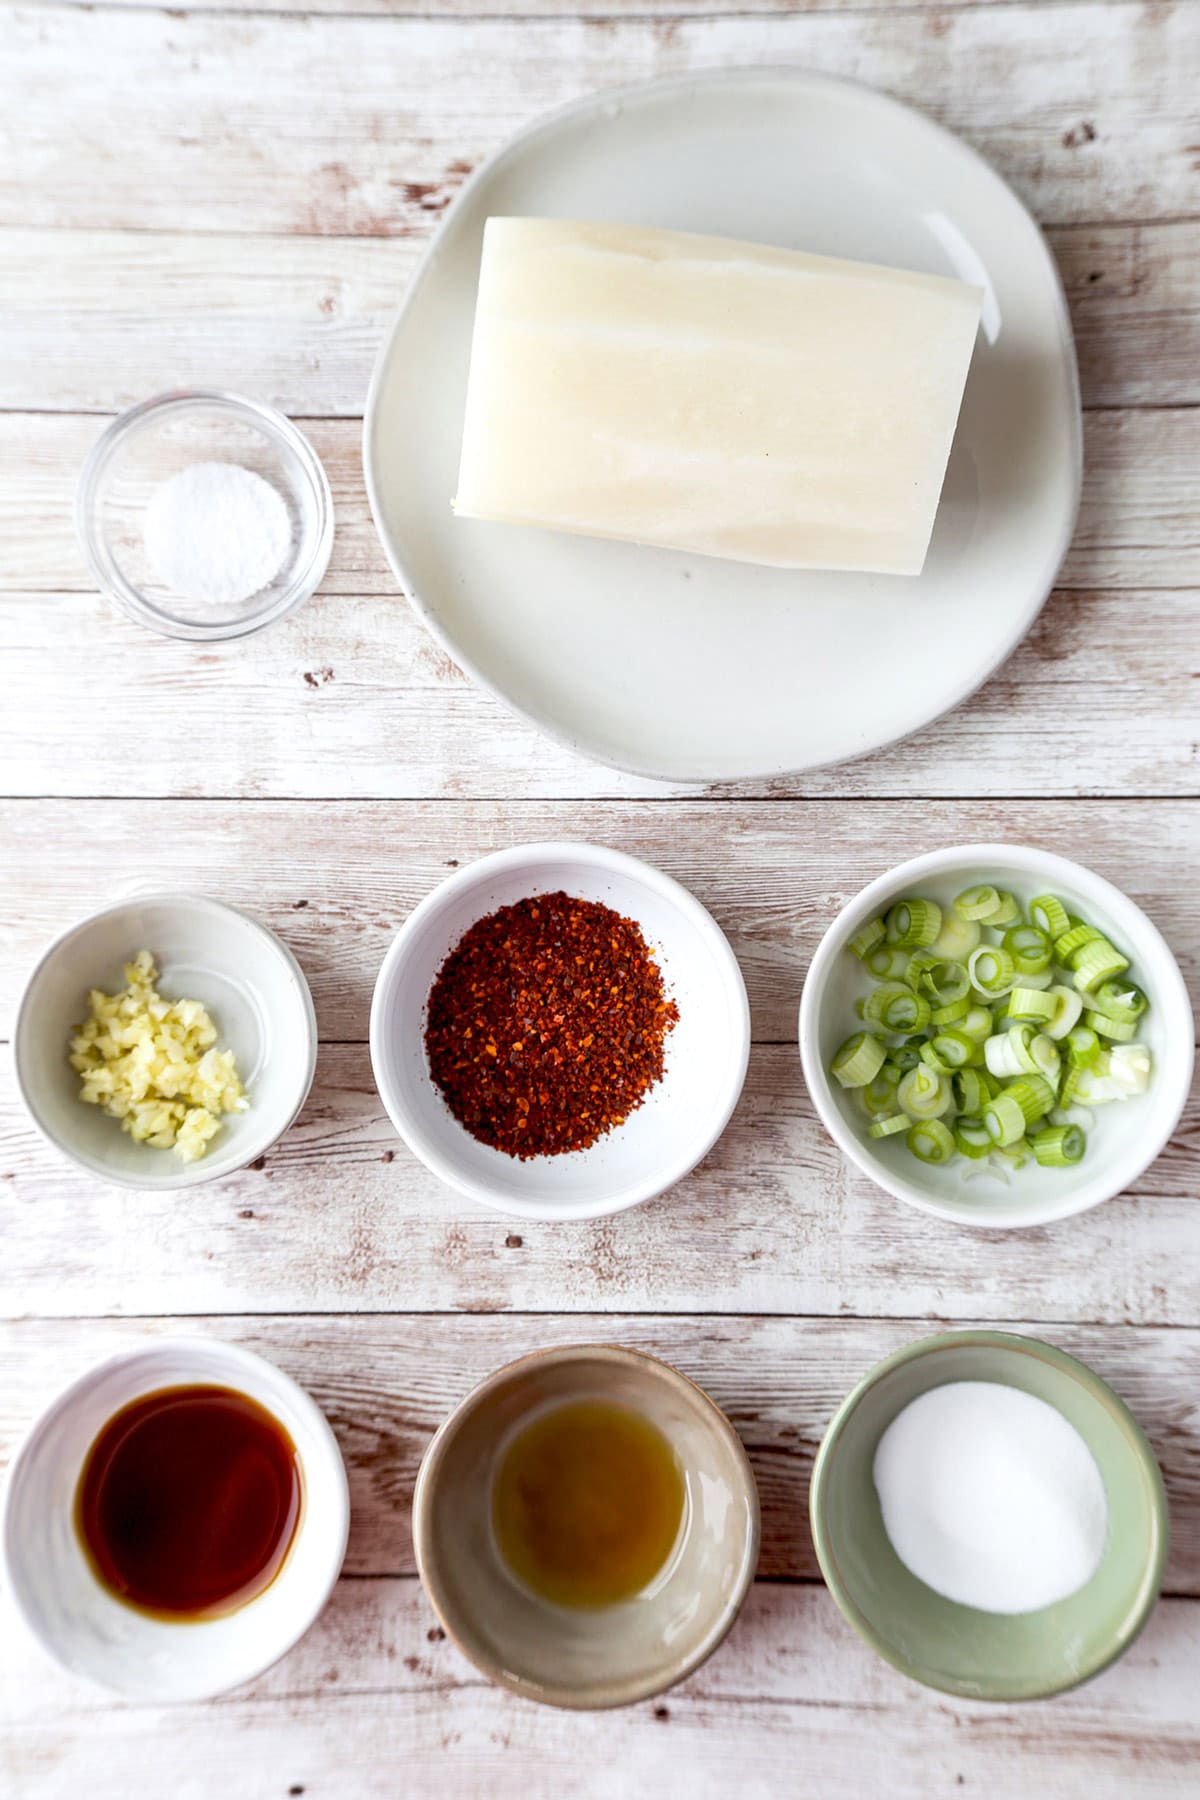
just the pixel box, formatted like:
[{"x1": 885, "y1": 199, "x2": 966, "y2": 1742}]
[{"x1": 798, "y1": 846, "x2": 1193, "y2": 1229}]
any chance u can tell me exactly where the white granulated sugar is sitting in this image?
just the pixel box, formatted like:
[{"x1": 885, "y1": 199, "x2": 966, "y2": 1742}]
[
  {"x1": 873, "y1": 1380, "x2": 1108, "y2": 1614},
  {"x1": 144, "y1": 461, "x2": 292, "y2": 607}
]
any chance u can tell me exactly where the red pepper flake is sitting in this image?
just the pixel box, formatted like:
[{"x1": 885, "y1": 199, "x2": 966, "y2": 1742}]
[{"x1": 424, "y1": 891, "x2": 679, "y2": 1159}]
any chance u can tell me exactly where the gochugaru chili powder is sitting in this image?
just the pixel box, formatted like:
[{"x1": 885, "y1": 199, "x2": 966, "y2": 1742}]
[{"x1": 424, "y1": 891, "x2": 679, "y2": 1159}]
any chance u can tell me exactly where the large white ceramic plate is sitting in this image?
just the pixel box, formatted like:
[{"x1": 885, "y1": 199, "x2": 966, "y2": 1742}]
[{"x1": 364, "y1": 69, "x2": 1081, "y2": 784}]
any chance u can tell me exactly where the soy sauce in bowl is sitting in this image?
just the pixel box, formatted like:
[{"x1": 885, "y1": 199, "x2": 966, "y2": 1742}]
[{"x1": 76, "y1": 1384, "x2": 302, "y2": 1619}]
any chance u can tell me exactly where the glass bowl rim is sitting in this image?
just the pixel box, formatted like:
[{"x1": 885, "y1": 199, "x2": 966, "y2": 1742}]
[{"x1": 74, "y1": 388, "x2": 334, "y2": 642}]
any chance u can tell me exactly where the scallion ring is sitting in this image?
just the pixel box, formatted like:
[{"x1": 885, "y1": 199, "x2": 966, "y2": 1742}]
[
  {"x1": 968, "y1": 945, "x2": 1016, "y2": 997},
  {"x1": 906, "y1": 1119, "x2": 956, "y2": 1165},
  {"x1": 1002, "y1": 924, "x2": 1053, "y2": 976},
  {"x1": 1032, "y1": 1124, "x2": 1086, "y2": 1167},
  {"x1": 886, "y1": 897, "x2": 943, "y2": 948},
  {"x1": 831, "y1": 1031, "x2": 887, "y2": 1088}
]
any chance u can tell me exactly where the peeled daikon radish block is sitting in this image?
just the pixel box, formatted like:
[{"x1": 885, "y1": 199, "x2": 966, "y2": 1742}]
[{"x1": 453, "y1": 217, "x2": 984, "y2": 576}]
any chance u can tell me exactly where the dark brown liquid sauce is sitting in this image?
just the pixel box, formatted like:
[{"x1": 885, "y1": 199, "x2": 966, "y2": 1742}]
[{"x1": 76, "y1": 1385, "x2": 302, "y2": 1619}]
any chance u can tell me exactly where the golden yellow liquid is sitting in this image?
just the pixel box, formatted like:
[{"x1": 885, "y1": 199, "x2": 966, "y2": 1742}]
[{"x1": 492, "y1": 1400, "x2": 686, "y2": 1609}]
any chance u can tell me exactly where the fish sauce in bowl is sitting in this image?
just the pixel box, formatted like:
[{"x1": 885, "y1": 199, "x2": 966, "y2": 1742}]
[{"x1": 492, "y1": 1400, "x2": 686, "y2": 1608}]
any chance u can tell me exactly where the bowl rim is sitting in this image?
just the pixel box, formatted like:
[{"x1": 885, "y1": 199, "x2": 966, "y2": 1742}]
[
  {"x1": 75, "y1": 387, "x2": 334, "y2": 642},
  {"x1": 0, "y1": 1335, "x2": 351, "y2": 1701},
  {"x1": 368, "y1": 841, "x2": 751, "y2": 1220},
  {"x1": 362, "y1": 63, "x2": 1082, "y2": 785},
  {"x1": 12, "y1": 891, "x2": 319, "y2": 1191},
  {"x1": 808, "y1": 1327, "x2": 1170, "y2": 1703},
  {"x1": 797, "y1": 842, "x2": 1195, "y2": 1229},
  {"x1": 411, "y1": 1342, "x2": 762, "y2": 1710}
]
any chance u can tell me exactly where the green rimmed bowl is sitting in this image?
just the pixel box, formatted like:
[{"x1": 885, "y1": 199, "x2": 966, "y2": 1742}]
[{"x1": 810, "y1": 1330, "x2": 1168, "y2": 1701}]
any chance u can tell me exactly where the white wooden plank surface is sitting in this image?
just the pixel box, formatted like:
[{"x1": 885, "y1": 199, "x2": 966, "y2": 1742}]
[
  {"x1": 5, "y1": 6, "x2": 1198, "y2": 236},
  {"x1": 2, "y1": 799, "x2": 1197, "y2": 1041},
  {"x1": 2, "y1": 0, "x2": 1199, "y2": 1790},
  {"x1": 5, "y1": 1315, "x2": 1198, "y2": 1591},
  {"x1": 4, "y1": 1581, "x2": 1199, "y2": 1799},
  {"x1": 5, "y1": 408, "x2": 1198, "y2": 593},
  {"x1": 3, "y1": 221, "x2": 1198, "y2": 414},
  {"x1": 4, "y1": 1039, "x2": 1197, "y2": 1322}
]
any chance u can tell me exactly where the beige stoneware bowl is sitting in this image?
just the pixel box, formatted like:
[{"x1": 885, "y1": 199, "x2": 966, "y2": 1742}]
[{"x1": 412, "y1": 1346, "x2": 760, "y2": 1710}]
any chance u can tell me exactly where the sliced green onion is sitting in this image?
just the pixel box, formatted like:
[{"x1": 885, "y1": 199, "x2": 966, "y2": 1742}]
[
  {"x1": 1066, "y1": 1025, "x2": 1101, "y2": 1067},
  {"x1": 865, "y1": 944, "x2": 912, "y2": 981},
  {"x1": 1032, "y1": 1124, "x2": 1086, "y2": 1167},
  {"x1": 1029, "y1": 894, "x2": 1072, "y2": 939},
  {"x1": 1062, "y1": 1055, "x2": 1123, "y2": 1106},
  {"x1": 1085, "y1": 1009, "x2": 1138, "y2": 1043},
  {"x1": 1030, "y1": 1033, "x2": 1062, "y2": 1085},
  {"x1": 838, "y1": 881, "x2": 1154, "y2": 1180},
  {"x1": 984, "y1": 1091, "x2": 1027, "y2": 1147},
  {"x1": 1071, "y1": 938, "x2": 1130, "y2": 992},
  {"x1": 984, "y1": 1025, "x2": 1039, "y2": 1079},
  {"x1": 832, "y1": 1031, "x2": 887, "y2": 1088},
  {"x1": 898, "y1": 1064, "x2": 952, "y2": 1120},
  {"x1": 968, "y1": 945, "x2": 1016, "y2": 997},
  {"x1": 1089, "y1": 980, "x2": 1148, "y2": 1023},
  {"x1": 1004, "y1": 1073, "x2": 1057, "y2": 1126},
  {"x1": 954, "y1": 1115, "x2": 994, "y2": 1159},
  {"x1": 1008, "y1": 986, "x2": 1058, "y2": 1023},
  {"x1": 994, "y1": 1136, "x2": 1031, "y2": 1168},
  {"x1": 903, "y1": 950, "x2": 941, "y2": 989},
  {"x1": 1003, "y1": 924, "x2": 1053, "y2": 977},
  {"x1": 954, "y1": 885, "x2": 1001, "y2": 922},
  {"x1": 868, "y1": 1113, "x2": 910, "y2": 1139},
  {"x1": 960, "y1": 1005, "x2": 993, "y2": 1044},
  {"x1": 863, "y1": 982, "x2": 931, "y2": 1036},
  {"x1": 886, "y1": 898, "x2": 943, "y2": 948},
  {"x1": 930, "y1": 913, "x2": 982, "y2": 961},
  {"x1": 986, "y1": 891, "x2": 1022, "y2": 927},
  {"x1": 849, "y1": 918, "x2": 886, "y2": 959},
  {"x1": 858, "y1": 1063, "x2": 904, "y2": 1117},
  {"x1": 906, "y1": 1119, "x2": 956, "y2": 1165},
  {"x1": 954, "y1": 1068, "x2": 994, "y2": 1114},
  {"x1": 919, "y1": 960, "x2": 972, "y2": 1007},
  {"x1": 1109, "y1": 1044, "x2": 1153, "y2": 1095},
  {"x1": 1054, "y1": 921, "x2": 1104, "y2": 963},
  {"x1": 1043, "y1": 985, "x2": 1084, "y2": 1041},
  {"x1": 928, "y1": 1029, "x2": 977, "y2": 1070}
]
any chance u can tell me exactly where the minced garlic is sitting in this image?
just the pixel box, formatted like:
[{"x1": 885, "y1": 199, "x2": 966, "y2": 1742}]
[{"x1": 69, "y1": 950, "x2": 249, "y2": 1162}]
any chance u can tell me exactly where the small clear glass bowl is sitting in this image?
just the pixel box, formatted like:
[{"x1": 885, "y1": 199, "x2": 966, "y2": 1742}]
[{"x1": 76, "y1": 389, "x2": 334, "y2": 641}]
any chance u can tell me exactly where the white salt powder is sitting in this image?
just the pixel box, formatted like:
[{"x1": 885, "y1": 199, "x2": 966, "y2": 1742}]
[
  {"x1": 873, "y1": 1380, "x2": 1108, "y2": 1614},
  {"x1": 144, "y1": 461, "x2": 292, "y2": 607}
]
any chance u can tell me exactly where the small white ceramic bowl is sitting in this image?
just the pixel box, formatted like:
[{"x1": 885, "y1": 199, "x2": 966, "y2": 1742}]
[
  {"x1": 14, "y1": 893, "x2": 318, "y2": 1190},
  {"x1": 370, "y1": 843, "x2": 750, "y2": 1221},
  {"x1": 1, "y1": 1338, "x2": 349, "y2": 1701},
  {"x1": 799, "y1": 845, "x2": 1193, "y2": 1229}
]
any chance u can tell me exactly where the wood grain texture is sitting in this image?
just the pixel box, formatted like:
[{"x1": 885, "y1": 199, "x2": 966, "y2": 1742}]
[
  {"x1": 3, "y1": 1578, "x2": 1199, "y2": 1799},
  {"x1": 34, "y1": 0, "x2": 1087, "y2": 15},
  {"x1": 2, "y1": 1040, "x2": 1196, "y2": 1322},
  {"x1": 2, "y1": 221, "x2": 1197, "y2": 415},
  {"x1": 2, "y1": 0, "x2": 1198, "y2": 1785},
  {"x1": 4, "y1": 6, "x2": 1198, "y2": 237},
  {"x1": 4, "y1": 1314, "x2": 1198, "y2": 1592},
  {"x1": 2, "y1": 799, "x2": 1197, "y2": 1040},
  {"x1": 2, "y1": 586, "x2": 1197, "y2": 799},
  {"x1": 5, "y1": 408, "x2": 1197, "y2": 593}
]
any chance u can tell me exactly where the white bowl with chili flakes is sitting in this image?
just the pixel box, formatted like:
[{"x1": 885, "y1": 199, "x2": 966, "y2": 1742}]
[{"x1": 369, "y1": 843, "x2": 750, "y2": 1221}]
